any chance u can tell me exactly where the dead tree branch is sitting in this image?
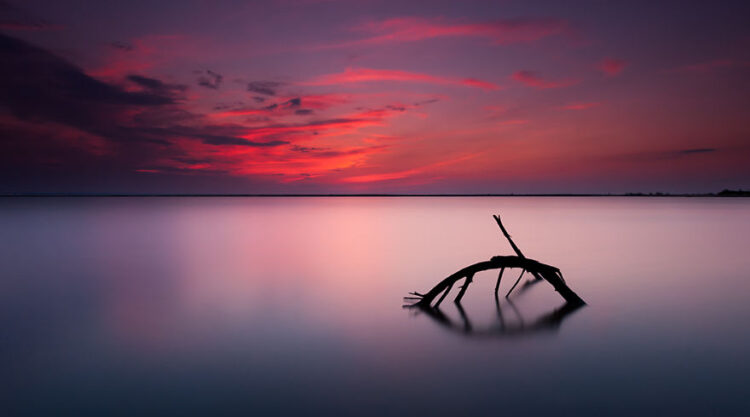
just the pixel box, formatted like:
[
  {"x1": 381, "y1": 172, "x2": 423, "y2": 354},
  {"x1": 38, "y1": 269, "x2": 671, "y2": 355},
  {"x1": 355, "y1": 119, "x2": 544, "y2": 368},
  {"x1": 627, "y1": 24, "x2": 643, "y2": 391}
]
[{"x1": 406, "y1": 214, "x2": 585, "y2": 308}]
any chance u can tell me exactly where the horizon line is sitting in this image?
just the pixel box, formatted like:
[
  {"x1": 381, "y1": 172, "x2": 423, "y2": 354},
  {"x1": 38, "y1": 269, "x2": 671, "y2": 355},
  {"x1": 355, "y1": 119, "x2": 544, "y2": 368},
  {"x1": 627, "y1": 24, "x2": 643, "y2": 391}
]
[{"x1": 1, "y1": 191, "x2": 747, "y2": 198}]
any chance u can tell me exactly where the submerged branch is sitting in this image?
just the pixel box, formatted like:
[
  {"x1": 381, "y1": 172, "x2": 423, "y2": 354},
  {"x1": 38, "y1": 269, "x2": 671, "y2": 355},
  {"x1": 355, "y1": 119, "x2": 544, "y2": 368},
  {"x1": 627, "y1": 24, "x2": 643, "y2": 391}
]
[
  {"x1": 406, "y1": 214, "x2": 585, "y2": 310},
  {"x1": 409, "y1": 255, "x2": 585, "y2": 308}
]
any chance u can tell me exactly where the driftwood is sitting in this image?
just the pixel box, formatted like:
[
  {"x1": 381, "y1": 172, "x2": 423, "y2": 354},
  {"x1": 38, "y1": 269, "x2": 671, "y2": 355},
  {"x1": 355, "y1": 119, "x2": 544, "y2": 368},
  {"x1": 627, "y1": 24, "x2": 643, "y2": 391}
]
[{"x1": 405, "y1": 214, "x2": 585, "y2": 309}]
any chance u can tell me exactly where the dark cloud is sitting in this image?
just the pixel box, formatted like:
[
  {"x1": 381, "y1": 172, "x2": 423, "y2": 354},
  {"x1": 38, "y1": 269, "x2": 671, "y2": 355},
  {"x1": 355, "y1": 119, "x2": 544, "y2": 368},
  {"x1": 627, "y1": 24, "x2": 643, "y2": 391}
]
[
  {"x1": 172, "y1": 157, "x2": 212, "y2": 165},
  {"x1": 128, "y1": 75, "x2": 166, "y2": 90},
  {"x1": 283, "y1": 97, "x2": 301, "y2": 107},
  {"x1": 613, "y1": 147, "x2": 721, "y2": 163},
  {"x1": 127, "y1": 125, "x2": 288, "y2": 147},
  {"x1": 130, "y1": 107, "x2": 197, "y2": 127},
  {"x1": 263, "y1": 97, "x2": 300, "y2": 112},
  {"x1": 678, "y1": 148, "x2": 716, "y2": 155},
  {"x1": 0, "y1": 32, "x2": 273, "y2": 148},
  {"x1": 253, "y1": 96, "x2": 267, "y2": 103},
  {"x1": 291, "y1": 145, "x2": 326, "y2": 153},
  {"x1": 200, "y1": 135, "x2": 285, "y2": 147},
  {"x1": 228, "y1": 97, "x2": 303, "y2": 114},
  {"x1": 295, "y1": 109, "x2": 313, "y2": 115},
  {"x1": 289, "y1": 144, "x2": 385, "y2": 159},
  {"x1": 137, "y1": 165, "x2": 230, "y2": 176},
  {"x1": 414, "y1": 98, "x2": 440, "y2": 106},
  {"x1": 127, "y1": 74, "x2": 187, "y2": 98},
  {"x1": 213, "y1": 101, "x2": 245, "y2": 111},
  {"x1": 295, "y1": 118, "x2": 361, "y2": 128},
  {"x1": 247, "y1": 81, "x2": 283, "y2": 96},
  {"x1": 108, "y1": 41, "x2": 134, "y2": 51},
  {"x1": 196, "y1": 69, "x2": 223, "y2": 89},
  {"x1": 0, "y1": 32, "x2": 288, "y2": 189},
  {"x1": 0, "y1": 32, "x2": 175, "y2": 139}
]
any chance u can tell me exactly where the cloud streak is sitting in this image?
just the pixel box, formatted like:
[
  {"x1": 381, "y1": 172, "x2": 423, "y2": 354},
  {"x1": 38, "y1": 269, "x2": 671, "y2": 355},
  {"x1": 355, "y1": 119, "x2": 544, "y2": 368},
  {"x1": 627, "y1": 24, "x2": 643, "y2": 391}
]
[
  {"x1": 308, "y1": 67, "x2": 499, "y2": 90},
  {"x1": 320, "y1": 16, "x2": 570, "y2": 49},
  {"x1": 678, "y1": 148, "x2": 716, "y2": 155},
  {"x1": 247, "y1": 81, "x2": 283, "y2": 96}
]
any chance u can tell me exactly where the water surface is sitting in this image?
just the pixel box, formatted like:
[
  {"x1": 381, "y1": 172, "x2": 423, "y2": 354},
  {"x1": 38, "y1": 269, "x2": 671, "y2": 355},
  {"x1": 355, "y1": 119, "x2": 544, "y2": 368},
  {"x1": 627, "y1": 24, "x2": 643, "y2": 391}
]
[{"x1": 2, "y1": 197, "x2": 749, "y2": 416}]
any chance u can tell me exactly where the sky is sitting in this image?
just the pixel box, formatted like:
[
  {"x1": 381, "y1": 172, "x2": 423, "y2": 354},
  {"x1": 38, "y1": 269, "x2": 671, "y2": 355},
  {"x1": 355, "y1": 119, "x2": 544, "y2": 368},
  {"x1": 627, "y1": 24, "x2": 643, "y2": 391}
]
[{"x1": 1, "y1": 0, "x2": 748, "y2": 194}]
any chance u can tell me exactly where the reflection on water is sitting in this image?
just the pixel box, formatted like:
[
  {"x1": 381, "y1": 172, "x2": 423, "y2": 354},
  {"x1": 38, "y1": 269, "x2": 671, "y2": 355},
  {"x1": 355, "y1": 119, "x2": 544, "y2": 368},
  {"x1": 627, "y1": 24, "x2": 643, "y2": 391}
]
[
  {"x1": 1, "y1": 197, "x2": 750, "y2": 416},
  {"x1": 409, "y1": 298, "x2": 584, "y2": 338}
]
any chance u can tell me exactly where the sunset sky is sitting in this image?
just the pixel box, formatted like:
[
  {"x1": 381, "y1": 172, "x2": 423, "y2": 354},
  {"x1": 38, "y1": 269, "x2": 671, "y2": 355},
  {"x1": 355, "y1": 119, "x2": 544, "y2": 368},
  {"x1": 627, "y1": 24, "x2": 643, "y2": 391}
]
[{"x1": 1, "y1": 0, "x2": 748, "y2": 193}]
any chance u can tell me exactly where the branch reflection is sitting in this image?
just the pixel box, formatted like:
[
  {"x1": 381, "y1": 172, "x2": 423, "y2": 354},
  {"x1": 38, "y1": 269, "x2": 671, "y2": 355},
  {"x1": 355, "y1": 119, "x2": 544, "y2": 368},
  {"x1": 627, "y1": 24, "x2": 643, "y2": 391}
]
[{"x1": 406, "y1": 293, "x2": 584, "y2": 339}]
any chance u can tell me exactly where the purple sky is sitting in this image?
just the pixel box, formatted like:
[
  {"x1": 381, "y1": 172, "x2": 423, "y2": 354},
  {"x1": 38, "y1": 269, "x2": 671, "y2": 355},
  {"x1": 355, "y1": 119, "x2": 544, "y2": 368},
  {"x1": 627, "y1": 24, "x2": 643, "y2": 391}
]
[{"x1": 1, "y1": 0, "x2": 749, "y2": 193}]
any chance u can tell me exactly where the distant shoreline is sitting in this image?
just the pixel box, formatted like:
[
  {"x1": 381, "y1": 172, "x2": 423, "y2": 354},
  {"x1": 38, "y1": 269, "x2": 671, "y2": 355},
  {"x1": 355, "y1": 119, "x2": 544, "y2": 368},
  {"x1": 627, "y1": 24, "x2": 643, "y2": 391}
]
[{"x1": 1, "y1": 191, "x2": 748, "y2": 198}]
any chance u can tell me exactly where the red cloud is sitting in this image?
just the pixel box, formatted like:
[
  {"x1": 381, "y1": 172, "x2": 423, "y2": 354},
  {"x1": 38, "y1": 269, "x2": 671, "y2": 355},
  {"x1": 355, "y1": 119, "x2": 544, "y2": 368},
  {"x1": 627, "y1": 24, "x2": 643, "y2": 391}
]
[
  {"x1": 322, "y1": 17, "x2": 570, "y2": 48},
  {"x1": 209, "y1": 94, "x2": 352, "y2": 120},
  {"x1": 511, "y1": 70, "x2": 579, "y2": 89},
  {"x1": 293, "y1": 94, "x2": 351, "y2": 109},
  {"x1": 308, "y1": 67, "x2": 499, "y2": 90},
  {"x1": 160, "y1": 138, "x2": 389, "y2": 182},
  {"x1": 597, "y1": 58, "x2": 627, "y2": 76},
  {"x1": 461, "y1": 78, "x2": 501, "y2": 90},
  {"x1": 0, "y1": 31, "x2": 465, "y2": 189},
  {"x1": 141, "y1": 106, "x2": 405, "y2": 180}
]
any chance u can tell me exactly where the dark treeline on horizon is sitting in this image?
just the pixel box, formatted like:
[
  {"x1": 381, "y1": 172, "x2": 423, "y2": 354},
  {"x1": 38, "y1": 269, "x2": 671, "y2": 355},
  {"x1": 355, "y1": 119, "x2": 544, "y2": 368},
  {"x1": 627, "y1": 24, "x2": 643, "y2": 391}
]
[{"x1": 1, "y1": 189, "x2": 748, "y2": 197}]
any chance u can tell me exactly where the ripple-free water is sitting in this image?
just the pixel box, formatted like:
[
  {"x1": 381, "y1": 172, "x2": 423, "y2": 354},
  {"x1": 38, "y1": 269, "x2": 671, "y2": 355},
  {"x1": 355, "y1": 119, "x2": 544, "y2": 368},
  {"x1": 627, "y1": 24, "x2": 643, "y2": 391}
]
[{"x1": 2, "y1": 197, "x2": 749, "y2": 416}]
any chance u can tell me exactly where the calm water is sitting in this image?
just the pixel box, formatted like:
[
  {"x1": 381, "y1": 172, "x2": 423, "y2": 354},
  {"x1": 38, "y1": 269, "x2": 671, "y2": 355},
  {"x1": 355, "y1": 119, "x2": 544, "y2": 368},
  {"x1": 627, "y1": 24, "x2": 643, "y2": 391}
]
[{"x1": 2, "y1": 197, "x2": 749, "y2": 416}]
